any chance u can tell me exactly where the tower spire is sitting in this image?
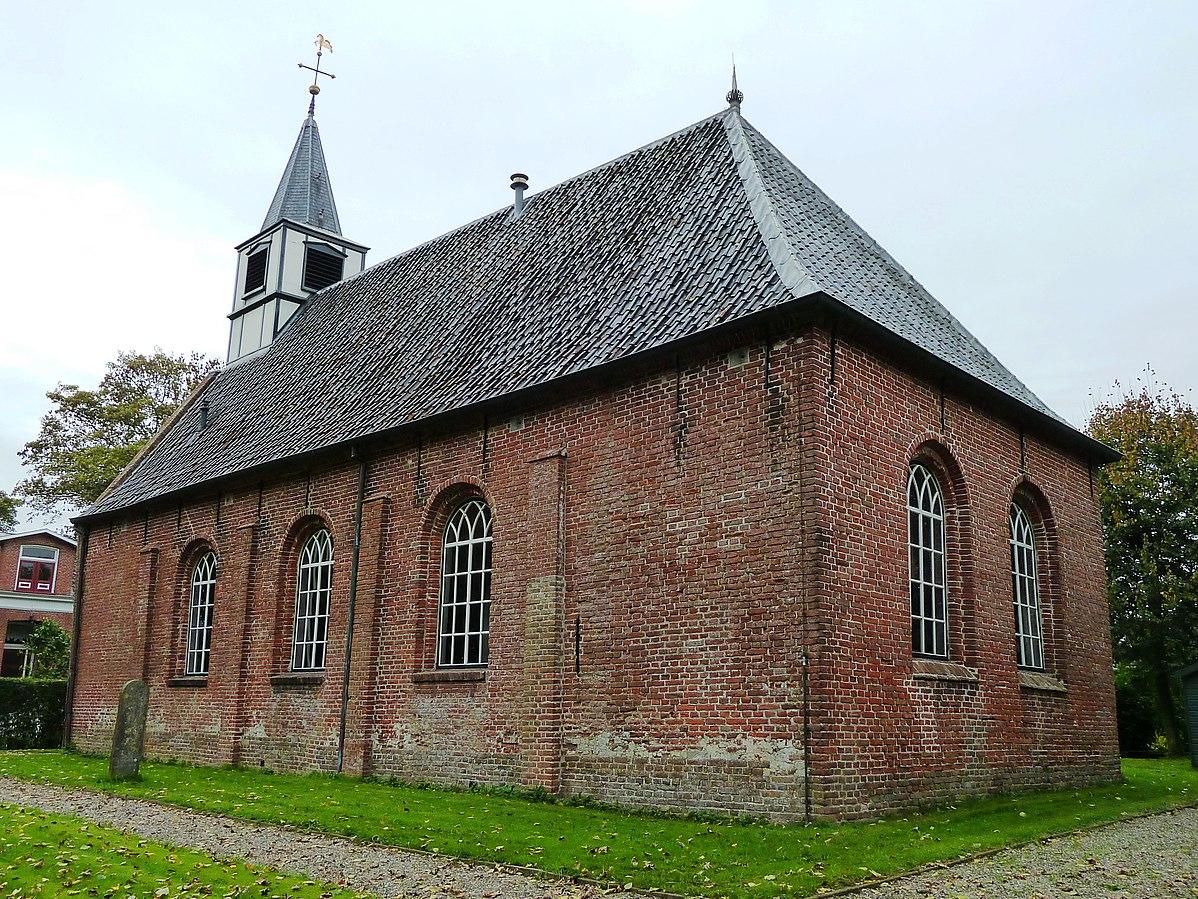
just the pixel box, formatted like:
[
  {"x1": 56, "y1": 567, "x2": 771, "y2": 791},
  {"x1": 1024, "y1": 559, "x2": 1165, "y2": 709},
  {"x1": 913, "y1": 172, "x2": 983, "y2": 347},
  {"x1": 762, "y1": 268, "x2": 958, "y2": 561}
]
[
  {"x1": 726, "y1": 57, "x2": 743, "y2": 108},
  {"x1": 297, "y1": 33, "x2": 336, "y2": 117},
  {"x1": 226, "y1": 33, "x2": 367, "y2": 364}
]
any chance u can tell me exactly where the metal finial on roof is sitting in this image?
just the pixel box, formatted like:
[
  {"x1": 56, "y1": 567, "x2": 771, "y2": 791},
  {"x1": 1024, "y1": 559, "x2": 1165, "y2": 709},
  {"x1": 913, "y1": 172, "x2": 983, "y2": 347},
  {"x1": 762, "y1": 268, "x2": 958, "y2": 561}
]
[
  {"x1": 297, "y1": 33, "x2": 336, "y2": 117},
  {"x1": 726, "y1": 59, "x2": 743, "y2": 108}
]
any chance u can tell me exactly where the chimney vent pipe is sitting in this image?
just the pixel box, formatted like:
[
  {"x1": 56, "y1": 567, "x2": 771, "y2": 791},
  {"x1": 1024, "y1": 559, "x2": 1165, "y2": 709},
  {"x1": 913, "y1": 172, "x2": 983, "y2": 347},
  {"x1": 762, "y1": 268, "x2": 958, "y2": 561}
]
[{"x1": 510, "y1": 173, "x2": 529, "y2": 215}]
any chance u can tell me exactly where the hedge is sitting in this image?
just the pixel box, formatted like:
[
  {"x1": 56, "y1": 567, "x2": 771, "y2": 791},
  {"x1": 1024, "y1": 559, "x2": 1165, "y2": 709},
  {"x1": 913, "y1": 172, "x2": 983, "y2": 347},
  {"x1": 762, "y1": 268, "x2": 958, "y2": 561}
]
[{"x1": 0, "y1": 679, "x2": 66, "y2": 750}]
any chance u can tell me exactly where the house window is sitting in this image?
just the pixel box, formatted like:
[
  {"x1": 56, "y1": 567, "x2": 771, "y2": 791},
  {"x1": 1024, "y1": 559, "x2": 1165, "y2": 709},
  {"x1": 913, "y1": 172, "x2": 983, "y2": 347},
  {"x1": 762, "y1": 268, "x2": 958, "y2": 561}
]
[
  {"x1": 302, "y1": 246, "x2": 344, "y2": 292},
  {"x1": 437, "y1": 499, "x2": 492, "y2": 667},
  {"x1": 908, "y1": 463, "x2": 947, "y2": 658},
  {"x1": 1, "y1": 621, "x2": 36, "y2": 678},
  {"x1": 244, "y1": 248, "x2": 268, "y2": 294},
  {"x1": 291, "y1": 529, "x2": 333, "y2": 671},
  {"x1": 15, "y1": 545, "x2": 58, "y2": 593},
  {"x1": 1010, "y1": 504, "x2": 1044, "y2": 669},
  {"x1": 185, "y1": 553, "x2": 217, "y2": 676}
]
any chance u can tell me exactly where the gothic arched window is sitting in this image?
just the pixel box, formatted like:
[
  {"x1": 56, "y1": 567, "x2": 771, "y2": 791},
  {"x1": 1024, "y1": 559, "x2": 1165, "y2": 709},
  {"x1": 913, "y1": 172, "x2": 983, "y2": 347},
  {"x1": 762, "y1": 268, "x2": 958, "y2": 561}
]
[
  {"x1": 438, "y1": 499, "x2": 493, "y2": 667},
  {"x1": 185, "y1": 552, "x2": 217, "y2": 676},
  {"x1": 292, "y1": 529, "x2": 333, "y2": 671},
  {"x1": 908, "y1": 463, "x2": 947, "y2": 658},
  {"x1": 1010, "y1": 504, "x2": 1044, "y2": 669}
]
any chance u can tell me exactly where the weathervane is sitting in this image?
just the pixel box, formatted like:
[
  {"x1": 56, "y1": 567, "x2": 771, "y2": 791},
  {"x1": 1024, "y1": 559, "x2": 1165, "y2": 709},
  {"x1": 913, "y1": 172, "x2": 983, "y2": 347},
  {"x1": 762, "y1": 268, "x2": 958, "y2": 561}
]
[{"x1": 298, "y1": 34, "x2": 335, "y2": 116}]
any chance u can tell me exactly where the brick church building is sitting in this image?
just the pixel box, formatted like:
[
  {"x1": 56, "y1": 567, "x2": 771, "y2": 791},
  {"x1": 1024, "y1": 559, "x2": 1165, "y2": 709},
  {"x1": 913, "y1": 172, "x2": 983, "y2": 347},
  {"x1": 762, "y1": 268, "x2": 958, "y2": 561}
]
[{"x1": 65, "y1": 73, "x2": 1120, "y2": 820}]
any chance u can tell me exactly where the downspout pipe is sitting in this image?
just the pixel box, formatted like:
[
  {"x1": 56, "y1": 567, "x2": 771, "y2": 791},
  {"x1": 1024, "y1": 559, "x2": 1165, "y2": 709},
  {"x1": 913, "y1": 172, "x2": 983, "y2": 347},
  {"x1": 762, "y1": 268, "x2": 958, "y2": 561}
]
[
  {"x1": 62, "y1": 527, "x2": 91, "y2": 748},
  {"x1": 802, "y1": 649, "x2": 812, "y2": 822},
  {"x1": 336, "y1": 451, "x2": 369, "y2": 773}
]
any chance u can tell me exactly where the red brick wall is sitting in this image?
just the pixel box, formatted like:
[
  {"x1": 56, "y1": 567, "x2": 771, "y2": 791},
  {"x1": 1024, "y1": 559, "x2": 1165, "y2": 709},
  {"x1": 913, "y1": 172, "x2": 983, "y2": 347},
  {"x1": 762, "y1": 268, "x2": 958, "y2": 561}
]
[
  {"x1": 801, "y1": 326, "x2": 1119, "y2": 818},
  {"x1": 68, "y1": 321, "x2": 1117, "y2": 819},
  {"x1": 0, "y1": 536, "x2": 76, "y2": 597}
]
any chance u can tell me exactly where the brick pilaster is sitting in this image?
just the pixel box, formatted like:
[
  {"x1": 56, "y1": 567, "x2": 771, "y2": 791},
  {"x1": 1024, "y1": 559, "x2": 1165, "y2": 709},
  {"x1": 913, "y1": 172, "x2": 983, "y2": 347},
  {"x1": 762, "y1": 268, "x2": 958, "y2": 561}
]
[
  {"x1": 521, "y1": 449, "x2": 567, "y2": 791},
  {"x1": 342, "y1": 493, "x2": 391, "y2": 776},
  {"x1": 216, "y1": 521, "x2": 258, "y2": 765},
  {"x1": 135, "y1": 547, "x2": 159, "y2": 682}
]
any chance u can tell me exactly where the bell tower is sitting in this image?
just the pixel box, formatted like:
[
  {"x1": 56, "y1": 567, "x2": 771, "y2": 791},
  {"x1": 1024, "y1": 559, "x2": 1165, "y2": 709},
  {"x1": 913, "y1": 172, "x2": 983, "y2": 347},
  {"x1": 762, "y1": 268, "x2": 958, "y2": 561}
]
[{"x1": 227, "y1": 35, "x2": 369, "y2": 363}]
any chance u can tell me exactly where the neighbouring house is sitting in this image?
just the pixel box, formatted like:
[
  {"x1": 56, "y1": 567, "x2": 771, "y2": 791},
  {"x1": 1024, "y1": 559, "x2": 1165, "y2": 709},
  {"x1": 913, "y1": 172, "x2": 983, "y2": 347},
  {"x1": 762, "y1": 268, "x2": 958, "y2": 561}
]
[
  {"x1": 64, "y1": 74, "x2": 1121, "y2": 821},
  {"x1": 0, "y1": 530, "x2": 76, "y2": 677}
]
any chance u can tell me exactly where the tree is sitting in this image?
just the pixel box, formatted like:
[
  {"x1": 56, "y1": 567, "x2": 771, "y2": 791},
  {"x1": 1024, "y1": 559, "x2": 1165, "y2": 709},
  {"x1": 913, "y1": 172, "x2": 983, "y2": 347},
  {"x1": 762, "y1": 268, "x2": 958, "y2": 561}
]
[
  {"x1": 0, "y1": 491, "x2": 18, "y2": 532},
  {"x1": 17, "y1": 351, "x2": 218, "y2": 516},
  {"x1": 24, "y1": 620, "x2": 70, "y2": 679},
  {"x1": 1089, "y1": 377, "x2": 1198, "y2": 755}
]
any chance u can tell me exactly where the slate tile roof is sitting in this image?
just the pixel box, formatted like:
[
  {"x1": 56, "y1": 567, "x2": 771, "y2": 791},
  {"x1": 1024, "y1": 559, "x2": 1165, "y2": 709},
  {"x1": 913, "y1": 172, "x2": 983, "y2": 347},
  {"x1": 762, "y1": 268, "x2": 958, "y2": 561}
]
[
  {"x1": 261, "y1": 115, "x2": 342, "y2": 234},
  {"x1": 86, "y1": 107, "x2": 1097, "y2": 518}
]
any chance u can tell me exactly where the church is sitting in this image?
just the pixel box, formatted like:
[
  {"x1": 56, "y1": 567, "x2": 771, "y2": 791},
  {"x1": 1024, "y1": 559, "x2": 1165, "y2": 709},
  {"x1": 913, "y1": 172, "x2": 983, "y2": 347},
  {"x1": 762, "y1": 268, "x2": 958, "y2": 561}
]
[{"x1": 64, "y1": 63, "x2": 1121, "y2": 821}]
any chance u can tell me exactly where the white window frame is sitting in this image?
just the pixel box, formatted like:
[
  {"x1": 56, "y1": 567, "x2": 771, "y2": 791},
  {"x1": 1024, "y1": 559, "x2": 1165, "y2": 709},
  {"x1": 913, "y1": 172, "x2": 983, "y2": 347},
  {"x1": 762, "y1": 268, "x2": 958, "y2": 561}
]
[
  {"x1": 15, "y1": 545, "x2": 59, "y2": 593},
  {"x1": 3, "y1": 620, "x2": 38, "y2": 678},
  {"x1": 185, "y1": 553, "x2": 217, "y2": 676},
  {"x1": 1010, "y1": 504, "x2": 1045, "y2": 670},
  {"x1": 291, "y1": 529, "x2": 333, "y2": 671},
  {"x1": 2, "y1": 644, "x2": 35, "y2": 677},
  {"x1": 437, "y1": 499, "x2": 493, "y2": 668},
  {"x1": 908, "y1": 463, "x2": 948, "y2": 658}
]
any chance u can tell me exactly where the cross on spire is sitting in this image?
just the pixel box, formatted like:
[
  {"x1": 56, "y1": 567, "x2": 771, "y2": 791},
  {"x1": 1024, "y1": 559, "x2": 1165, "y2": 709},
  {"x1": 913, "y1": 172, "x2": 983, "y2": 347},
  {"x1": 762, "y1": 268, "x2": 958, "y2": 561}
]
[{"x1": 298, "y1": 33, "x2": 336, "y2": 116}]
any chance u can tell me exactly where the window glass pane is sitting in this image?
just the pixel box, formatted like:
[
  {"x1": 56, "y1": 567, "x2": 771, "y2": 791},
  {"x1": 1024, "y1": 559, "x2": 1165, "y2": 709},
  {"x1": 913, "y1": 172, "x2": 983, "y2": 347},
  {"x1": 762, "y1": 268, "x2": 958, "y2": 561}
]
[
  {"x1": 908, "y1": 464, "x2": 948, "y2": 658},
  {"x1": 436, "y1": 500, "x2": 493, "y2": 667},
  {"x1": 1009, "y1": 505, "x2": 1044, "y2": 669},
  {"x1": 291, "y1": 530, "x2": 333, "y2": 671},
  {"x1": 20, "y1": 546, "x2": 56, "y2": 560}
]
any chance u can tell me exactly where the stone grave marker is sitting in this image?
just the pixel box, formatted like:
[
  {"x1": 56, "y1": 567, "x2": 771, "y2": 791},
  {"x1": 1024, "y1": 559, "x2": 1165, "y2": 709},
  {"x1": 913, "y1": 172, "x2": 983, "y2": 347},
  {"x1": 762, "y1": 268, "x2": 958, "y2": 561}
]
[{"x1": 109, "y1": 679, "x2": 148, "y2": 780}]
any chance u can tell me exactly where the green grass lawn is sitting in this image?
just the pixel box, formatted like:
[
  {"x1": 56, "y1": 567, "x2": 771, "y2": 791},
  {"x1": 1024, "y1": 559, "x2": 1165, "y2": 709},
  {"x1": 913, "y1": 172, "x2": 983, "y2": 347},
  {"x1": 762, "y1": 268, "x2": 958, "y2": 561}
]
[
  {"x1": 0, "y1": 801, "x2": 369, "y2": 898},
  {"x1": 0, "y1": 752, "x2": 1194, "y2": 898}
]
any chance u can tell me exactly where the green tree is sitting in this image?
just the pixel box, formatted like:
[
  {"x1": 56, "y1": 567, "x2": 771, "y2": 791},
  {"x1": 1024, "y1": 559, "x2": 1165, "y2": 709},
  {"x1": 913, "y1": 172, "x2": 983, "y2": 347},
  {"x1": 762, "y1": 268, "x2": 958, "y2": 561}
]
[
  {"x1": 17, "y1": 351, "x2": 218, "y2": 516},
  {"x1": 24, "y1": 620, "x2": 70, "y2": 679},
  {"x1": 1089, "y1": 378, "x2": 1198, "y2": 755},
  {"x1": 0, "y1": 491, "x2": 18, "y2": 532}
]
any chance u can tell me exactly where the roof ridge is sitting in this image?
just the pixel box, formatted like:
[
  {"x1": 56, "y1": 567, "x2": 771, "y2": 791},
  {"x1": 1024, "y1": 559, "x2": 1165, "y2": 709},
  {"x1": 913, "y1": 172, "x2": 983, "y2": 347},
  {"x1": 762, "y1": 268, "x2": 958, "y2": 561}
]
[
  {"x1": 721, "y1": 109, "x2": 821, "y2": 300},
  {"x1": 737, "y1": 115, "x2": 1056, "y2": 419},
  {"x1": 302, "y1": 117, "x2": 314, "y2": 227},
  {"x1": 244, "y1": 109, "x2": 740, "y2": 365}
]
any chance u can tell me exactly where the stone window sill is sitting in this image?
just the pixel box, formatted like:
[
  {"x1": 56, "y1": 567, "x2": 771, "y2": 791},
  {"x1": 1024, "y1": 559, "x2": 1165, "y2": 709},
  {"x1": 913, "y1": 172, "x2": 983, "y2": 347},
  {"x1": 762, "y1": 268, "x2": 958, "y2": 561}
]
[
  {"x1": 412, "y1": 668, "x2": 486, "y2": 685},
  {"x1": 270, "y1": 672, "x2": 325, "y2": 688},
  {"x1": 166, "y1": 676, "x2": 208, "y2": 689},
  {"x1": 1019, "y1": 670, "x2": 1067, "y2": 693},
  {"x1": 912, "y1": 658, "x2": 979, "y2": 683}
]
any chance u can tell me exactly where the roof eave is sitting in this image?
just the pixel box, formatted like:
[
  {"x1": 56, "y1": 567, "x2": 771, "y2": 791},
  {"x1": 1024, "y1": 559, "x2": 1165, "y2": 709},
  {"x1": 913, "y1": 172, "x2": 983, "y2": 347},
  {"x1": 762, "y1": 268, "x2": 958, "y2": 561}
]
[
  {"x1": 0, "y1": 529, "x2": 77, "y2": 547},
  {"x1": 812, "y1": 293, "x2": 1121, "y2": 464},
  {"x1": 73, "y1": 288, "x2": 1117, "y2": 526}
]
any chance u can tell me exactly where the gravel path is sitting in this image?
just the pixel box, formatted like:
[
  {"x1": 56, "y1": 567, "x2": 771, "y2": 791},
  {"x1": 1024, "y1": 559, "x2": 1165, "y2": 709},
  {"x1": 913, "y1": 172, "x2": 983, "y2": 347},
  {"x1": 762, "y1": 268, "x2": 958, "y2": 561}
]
[
  {"x1": 5, "y1": 776, "x2": 1194, "y2": 899},
  {"x1": 0, "y1": 778, "x2": 611, "y2": 899},
  {"x1": 852, "y1": 805, "x2": 1197, "y2": 899}
]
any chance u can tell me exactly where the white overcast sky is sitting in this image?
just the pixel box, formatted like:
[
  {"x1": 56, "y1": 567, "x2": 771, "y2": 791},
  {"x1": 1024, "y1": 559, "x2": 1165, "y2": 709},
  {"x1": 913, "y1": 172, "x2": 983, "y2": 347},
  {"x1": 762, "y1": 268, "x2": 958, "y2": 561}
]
[{"x1": 2, "y1": 0, "x2": 1196, "y2": 530}]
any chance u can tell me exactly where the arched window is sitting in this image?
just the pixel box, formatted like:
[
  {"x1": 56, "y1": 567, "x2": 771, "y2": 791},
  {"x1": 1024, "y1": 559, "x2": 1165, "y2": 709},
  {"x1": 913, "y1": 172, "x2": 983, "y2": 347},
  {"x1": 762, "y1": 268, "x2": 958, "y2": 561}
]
[
  {"x1": 1010, "y1": 504, "x2": 1044, "y2": 669},
  {"x1": 908, "y1": 463, "x2": 947, "y2": 658},
  {"x1": 185, "y1": 552, "x2": 217, "y2": 676},
  {"x1": 438, "y1": 499, "x2": 493, "y2": 667},
  {"x1": 292, "y1": 529, "x2": 333, "y2": 671}
]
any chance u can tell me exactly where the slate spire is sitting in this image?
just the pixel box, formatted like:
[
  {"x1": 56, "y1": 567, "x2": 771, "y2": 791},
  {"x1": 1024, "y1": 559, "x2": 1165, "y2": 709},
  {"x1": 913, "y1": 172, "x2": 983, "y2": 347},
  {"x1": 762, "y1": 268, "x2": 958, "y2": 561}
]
[{"x1": 261, "y1": 114, "x2": 342, "y2": 234}]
